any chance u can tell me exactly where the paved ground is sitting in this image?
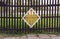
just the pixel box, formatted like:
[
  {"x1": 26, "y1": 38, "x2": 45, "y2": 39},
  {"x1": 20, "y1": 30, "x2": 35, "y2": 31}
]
[{"x1": 0, "y1": 34, "x2": 60, "y2": 39}]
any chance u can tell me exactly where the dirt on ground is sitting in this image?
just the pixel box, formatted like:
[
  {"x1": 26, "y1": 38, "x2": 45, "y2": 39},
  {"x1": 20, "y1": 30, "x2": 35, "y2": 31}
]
[{"x1": 0, "y1": 34, "x2": 60, "y2": 39}]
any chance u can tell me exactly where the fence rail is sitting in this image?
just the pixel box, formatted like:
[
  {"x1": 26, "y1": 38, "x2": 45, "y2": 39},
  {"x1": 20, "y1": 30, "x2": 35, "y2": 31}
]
[{"x1": 0, "y1": 4, "x2": 60, "y2": 7}]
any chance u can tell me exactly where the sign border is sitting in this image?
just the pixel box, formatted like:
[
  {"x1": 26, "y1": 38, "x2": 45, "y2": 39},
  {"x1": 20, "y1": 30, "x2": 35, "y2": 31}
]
[{"x1": 22, "y1": 8, "x2": 40, "y2": 28}]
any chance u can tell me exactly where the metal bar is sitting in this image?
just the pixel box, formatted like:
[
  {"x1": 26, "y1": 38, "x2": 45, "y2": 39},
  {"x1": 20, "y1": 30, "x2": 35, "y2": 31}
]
[
  {"x1": 0, "y1": 0, "x2": 2, "y2": 32},
  {"x1": 46, "y1": 0, "x2": 48, "y2": 29},
  {"x1": 38, "y1": 0, "x2": 40, "y2": 32},
  {"x1": 21, "y1": 0, "x2": 24, "y2": 33},
  {"x1": 14, "y1": 0, "x2": 16, "y2": 30},
  {"x1": 44, "y1": 0, "x2": 45, "y2": 31},
  {"x1": 9, "y1": 0, "x2": 10, "y2": 33},
  {"x1": 17, "y1": 0, "x2": 18, "y2": 33},
  {"x1": 1, "y1": 4, "x2": 60, "y2": 7},
  {"x1": 0, "y1": 28, "x2": 60, "y2": 31},
  {"x1": 57, "y1": 0, "x2": 59, "y2": 32},
  {"x1": 25, "y1": 0, "x2": 26, "y2": 34},
  {"x1": 0, "y1": 16, "x2": 60, "y2": 18},
  {"x1": 36, "y1": 0, "x2": 37, "y2": 33},
  {"x1": 6, "y1": 0, "x2": 8, "y2": 33},
  {"x1": 12, "y1": 0, "x2": 14, "y2": 33},
  {"x1": 41, "y1": 0, "x2": 43, "y2": 32},
  {"x1": 49, "y1": 0, "x2": 51, "y2": 32},
  {"x1": 52, "y1": 0, "x2": 54, "y2": 32},
  {"x1": 54, "y1": 0, "x2": 56, "y2": 32}
]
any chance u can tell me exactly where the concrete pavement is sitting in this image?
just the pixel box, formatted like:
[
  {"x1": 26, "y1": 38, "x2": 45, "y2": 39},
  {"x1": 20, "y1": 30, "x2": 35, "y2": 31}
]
[{"x1": 1, "y1": 34, "x2": 60, "y2": 39}]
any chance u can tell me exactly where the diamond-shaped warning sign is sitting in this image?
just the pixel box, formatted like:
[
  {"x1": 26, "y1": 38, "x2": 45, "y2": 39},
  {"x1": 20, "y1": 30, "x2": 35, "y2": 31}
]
[{"x1": 22, "y1": 8, "x2": 40, "y2": 28}]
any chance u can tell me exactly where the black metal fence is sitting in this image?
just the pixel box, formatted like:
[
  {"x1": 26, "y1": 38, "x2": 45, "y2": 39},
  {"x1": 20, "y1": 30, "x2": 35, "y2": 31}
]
[{"x1": 0, "y1": 0, "x2": 60, "y2": 34}]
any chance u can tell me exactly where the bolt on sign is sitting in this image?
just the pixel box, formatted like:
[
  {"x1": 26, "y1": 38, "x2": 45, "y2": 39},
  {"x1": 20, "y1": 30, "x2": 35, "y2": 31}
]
[{"x1": 22, "y1": 8, "x2": 40, "y2": 28}]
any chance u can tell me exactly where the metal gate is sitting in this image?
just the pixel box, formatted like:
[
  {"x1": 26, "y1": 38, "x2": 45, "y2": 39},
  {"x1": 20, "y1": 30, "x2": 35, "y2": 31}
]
[{"x1": 0, "y1": 0, "x2": 60, "y2": 34}]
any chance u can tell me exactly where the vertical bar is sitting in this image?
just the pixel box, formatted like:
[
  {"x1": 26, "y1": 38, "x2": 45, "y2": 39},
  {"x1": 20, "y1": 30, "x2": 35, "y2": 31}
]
[
  {"x1": 19, "y1": 0, "x2": 21, "y2": 34},
  {"x1": 51, "y1": 0, "x2": 54, "y2": 31},
  {"x1": 41, "y1": 0, "x2": 43, "y2": 32},
  {"x1": 6, "y1": 0, "x2": 8, "y2": 33},
  {"x1": 17, "y1": 0, "x2": 18, "y2": 33},
  {"x1": 14, "y1": 0, "x2": 16, "y2": 33},
  {"x1": 31, "y1": 0, "x2": 33, "y2": 31},
  {"x1": 4, "y1": 0, "x2": 5, "y2": 33},
  {"x1": 28, "y1": 0, "x2": 29, "y2": 34},
  {"x1": 38, "y1": 0, "x2": 40, "y2": 30},
  {"x1": 23, "y1": 0, "x2": 25, "y2": 33},
  {"x1": 1, "y1": 0, "x2": 2, "y2": 32},
  {"x1": 46, "y1": 0, "x2": 48, "y2": 31},
  {"x1": 18, "y1": 0, "x2": 22, "y2": 32},
  {"x1": 10, "y1": 0, "x2": 14, "y2": 33},
  {"x1": 21, "y1": 0, "x2": 24, "y2": 33},
  {"x1": 57, "y1": 0, "x2": 59, "y2": 32},
  {"x1": 24, "y1": 0, "x2": 26, "y2": 34},
  {"x1": 44, "y1": 0, "x2": 45, "y2": 32},
  {"x1": 54, "y1": 0, "x2": 56, "y2": 32},
  {"x1": 21, "y1": 0, "x2": 22, "y2": 34},
  {"x1": 2, "y1": 0, "x2": 4, "y2": 33},
  {"x1": 49, "y1": 0, "x2": 51, "y2": 32},
  {"x1": 25, "y1": 0, "x2": 26, "y2": 34},
  {"x1": 36, "y1": 0, "x2": 38, "y2": 33},
  {"x1": 9, "y1": 0, "x2": 10, "y2": 33},
  {"x1": 28, "y1": 0, "x2": 32, "y2": 33},
  {"x1": 32, "y1": 0, "x2": 35, "y2": 33}
]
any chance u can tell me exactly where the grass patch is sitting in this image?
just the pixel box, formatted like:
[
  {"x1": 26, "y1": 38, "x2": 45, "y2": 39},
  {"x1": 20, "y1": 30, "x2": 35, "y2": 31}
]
[{"x1": 0, "y1": 18, "x2": 60, "y2": 28}]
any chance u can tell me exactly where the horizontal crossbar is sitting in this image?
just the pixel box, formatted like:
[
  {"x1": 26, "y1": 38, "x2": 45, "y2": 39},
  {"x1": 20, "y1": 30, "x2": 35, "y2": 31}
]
[
  {"x1": 0, "y1": 16, "x2": 60, "y2": 18},
  {"x1": 0, "y1": 4, "x2": 60, "y2": 7}
]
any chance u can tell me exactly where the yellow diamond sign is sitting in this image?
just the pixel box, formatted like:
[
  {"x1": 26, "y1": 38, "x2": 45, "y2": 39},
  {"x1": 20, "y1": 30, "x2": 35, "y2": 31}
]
[{"x1": 22, "y1": 8, "x2": 40, "y2": 28}]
